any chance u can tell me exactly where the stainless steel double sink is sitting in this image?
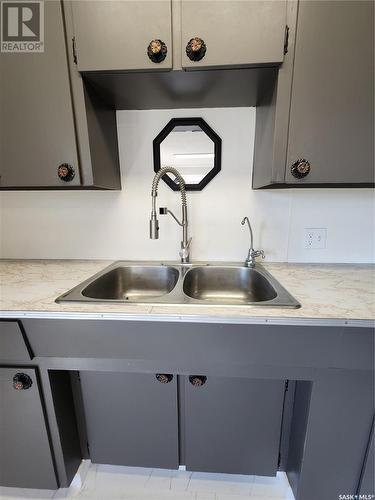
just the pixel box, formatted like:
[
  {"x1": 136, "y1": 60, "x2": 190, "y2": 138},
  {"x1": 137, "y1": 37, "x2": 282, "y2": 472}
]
[{"x1": 56, "y1": 261, "x2": 300, "y2": 308}]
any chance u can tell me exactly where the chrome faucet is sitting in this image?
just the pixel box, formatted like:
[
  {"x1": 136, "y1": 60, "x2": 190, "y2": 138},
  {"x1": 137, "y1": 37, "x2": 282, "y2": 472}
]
[
  {"x1": 241, "y1": 216, "x2": 265, "y2": 267},
  {"x1": 150, "y1": 167, "x2": 192, "y2": 264}
]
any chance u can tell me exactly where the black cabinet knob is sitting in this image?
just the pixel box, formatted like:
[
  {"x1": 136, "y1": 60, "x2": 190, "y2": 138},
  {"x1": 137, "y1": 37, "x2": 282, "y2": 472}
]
[
  {"x1": 147, "y1": 39, "x2": 167, "y2": 63},
  {"x1": 155, "y1": 373, "x2": 173, "y2": 384},
  {"x1": 57, "y1": 163, "x2": 75, "y2": 182},
  {"x1": 189, "y1": 375, "x2": 207, "y2": 387},
  {"x1": 291, "y1": 159, "x2": 311, "y2": 179},
  {"x1": 186, "y1": 37, "x2": 207, "y2": 61},
  {"x1": 13, "y1": 373, "x2": 33, "y2": 390}
]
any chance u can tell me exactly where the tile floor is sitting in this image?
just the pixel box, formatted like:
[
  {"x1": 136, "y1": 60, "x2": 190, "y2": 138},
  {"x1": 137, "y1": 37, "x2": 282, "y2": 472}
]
[{"x1": 0, "y1": 462, "x2": 295, "y2": 500}]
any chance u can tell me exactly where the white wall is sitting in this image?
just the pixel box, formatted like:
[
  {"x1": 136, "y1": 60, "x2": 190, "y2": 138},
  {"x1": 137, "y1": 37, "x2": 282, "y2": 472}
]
[{"x1": 0, "y1": 107, "x2": 374, "y2": 263}]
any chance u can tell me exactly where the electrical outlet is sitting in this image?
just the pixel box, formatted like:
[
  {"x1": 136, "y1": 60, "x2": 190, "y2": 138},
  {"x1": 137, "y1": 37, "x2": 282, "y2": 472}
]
[{"x1": 304, "y1": 228, "x2": 327, "y2": 249}]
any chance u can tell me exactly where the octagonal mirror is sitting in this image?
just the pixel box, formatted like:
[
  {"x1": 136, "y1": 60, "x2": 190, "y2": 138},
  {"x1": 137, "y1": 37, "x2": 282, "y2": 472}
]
[{"x1": 153, "y1": 117, "x2": 222, "y2": 191}]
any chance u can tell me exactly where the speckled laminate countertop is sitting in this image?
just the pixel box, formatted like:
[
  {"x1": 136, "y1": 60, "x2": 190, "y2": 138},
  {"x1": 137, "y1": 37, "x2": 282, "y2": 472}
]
[{"x1": 0, "y1": 260, "x2": 374, "y2": 327}]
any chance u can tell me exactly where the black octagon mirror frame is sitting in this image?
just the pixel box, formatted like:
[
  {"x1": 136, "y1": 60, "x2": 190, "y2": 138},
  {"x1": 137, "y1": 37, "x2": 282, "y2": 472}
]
[{"x1": 153, "y1": 117, "x2": 222, "y2": 191}]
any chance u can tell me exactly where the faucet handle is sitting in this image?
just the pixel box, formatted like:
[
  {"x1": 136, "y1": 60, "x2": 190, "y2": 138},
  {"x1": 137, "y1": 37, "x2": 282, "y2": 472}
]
[
  {"x1": 180, "y1": 237, "x2": 192, "y2": 251},
  {"x1": 245, "y1": 248, "x2": 265, "y2": 267},
  {"x1": 180, "y1": 237, "x2": 192, "y2": 262},
  {"x1": 252, "y1": 249, "x2": 265, "y2": 259}
]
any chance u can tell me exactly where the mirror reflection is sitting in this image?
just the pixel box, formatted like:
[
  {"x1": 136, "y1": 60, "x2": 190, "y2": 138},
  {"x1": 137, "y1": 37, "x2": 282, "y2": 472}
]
[
  {"x1": 160, "y1": 125, "x2": 214, "y2": 185},
  {"x1": 153, "y1": 118, "x2": 222, "y2": 191}
]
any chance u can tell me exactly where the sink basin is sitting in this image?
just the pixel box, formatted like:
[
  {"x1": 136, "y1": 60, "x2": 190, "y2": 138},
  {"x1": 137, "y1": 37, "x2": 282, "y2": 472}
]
[
  {"x1": 56, "y1": 261, "x2": 300, "y2": 308},
  {"x1": 183, "y1": 266, "x2": 277, "y2": 304},
  {"x1": 81, "y1": 265, "x2": 179, "y2": 301}
]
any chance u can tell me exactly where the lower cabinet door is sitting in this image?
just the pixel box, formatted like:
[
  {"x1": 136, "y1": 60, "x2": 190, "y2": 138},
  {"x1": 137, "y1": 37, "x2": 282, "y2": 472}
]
[
  {"x1": 80, "y1": 372, "x2": 179, "y2": 469},
  {"x1": 184, "y1": 376, "x2": 285, "y2": 476},
  {"x1": 0, "y1": 368, "x2": 57, "y2": 489}
]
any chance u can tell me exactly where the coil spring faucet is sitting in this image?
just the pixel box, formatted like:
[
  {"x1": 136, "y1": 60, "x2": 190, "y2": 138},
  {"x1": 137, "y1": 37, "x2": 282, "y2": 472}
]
[{"x1": 150, "y1": 167, "x2": 192, "y2": 264}]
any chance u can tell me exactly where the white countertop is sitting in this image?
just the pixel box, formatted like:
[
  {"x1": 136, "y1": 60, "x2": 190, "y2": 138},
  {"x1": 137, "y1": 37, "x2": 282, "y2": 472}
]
[{"x1": 0, "y1": 259, "x2": 374, "y2": 327}]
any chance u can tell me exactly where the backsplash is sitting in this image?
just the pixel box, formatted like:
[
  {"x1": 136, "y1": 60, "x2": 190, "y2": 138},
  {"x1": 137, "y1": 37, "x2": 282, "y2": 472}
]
[{"x1": 0, "y1": 107, "x2": 373, "y2": 263}]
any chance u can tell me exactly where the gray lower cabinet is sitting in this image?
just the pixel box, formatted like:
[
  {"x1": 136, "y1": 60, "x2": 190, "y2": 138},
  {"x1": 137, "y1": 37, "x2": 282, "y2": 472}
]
[
  {"x1": 69, "y1": 1, "x2": 172, "y2": 72},
  {"x1": 0, "y1": 367, "x2": 58, "y2": 489},
  {"x1": 183, "y1": 376, "x2": 285, "y2": 476},
  {"x1": 181, "y1": 1, "x2": 287, "y2": 69},
  {"x1": 79, "y1": 371, "x2": 286, "y2": 475},
  {"x1": 80, "y1": 371, "x2": 179, "y2": 469},
  {"x1": 252, "y1": 0, "x2": 374, "y2": 188}
]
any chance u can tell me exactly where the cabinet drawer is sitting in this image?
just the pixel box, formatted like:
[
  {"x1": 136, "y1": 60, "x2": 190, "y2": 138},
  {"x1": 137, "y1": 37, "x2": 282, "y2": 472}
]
[{"x1": 0, "y1": 321, "x2": 32, "y2": 360}]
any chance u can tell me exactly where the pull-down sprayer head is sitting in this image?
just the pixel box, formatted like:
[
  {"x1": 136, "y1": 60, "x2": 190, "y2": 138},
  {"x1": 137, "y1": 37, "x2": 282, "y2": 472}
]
[
  {"x1": 149, "y1": 167, "x2": 191, "y2": 263},
  {"x1": 149, "y1": 215, "x2": 159, "y2": 240}
]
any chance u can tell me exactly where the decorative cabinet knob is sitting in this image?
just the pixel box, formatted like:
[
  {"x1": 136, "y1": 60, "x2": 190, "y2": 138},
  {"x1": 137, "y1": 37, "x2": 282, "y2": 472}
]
[
  {"x1": 147, "y1": 39, "x2": 167, "y2": 63},
  {"x1": 291, "y1": 159, "x2": 311, "y2": 179},
  {"x1": 186, "y1": 37, "x2": 207, "y2": 61},
  {"x1": 57, "y1": 163, "x2": 75, "y2": 182},
  {"x1": 155, "y1": 373, "x2": 173, "y2": 384},
  {"x1": 189, "y1": 375, "x2": 207, "y2": 387},
  {"x1": 13, "y1": 373, "x2": 33, "y2": 390}
]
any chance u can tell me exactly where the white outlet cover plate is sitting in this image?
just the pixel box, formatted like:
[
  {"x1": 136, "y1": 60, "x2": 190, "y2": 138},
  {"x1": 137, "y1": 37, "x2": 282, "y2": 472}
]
[{"x1": 304, "y1": 228, "x2": 327, "y2": 249}]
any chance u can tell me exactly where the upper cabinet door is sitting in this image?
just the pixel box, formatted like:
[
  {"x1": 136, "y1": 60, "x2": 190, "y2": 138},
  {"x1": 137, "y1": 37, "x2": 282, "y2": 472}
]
[
  {"x1": 181, "y1": 0, "x2": 286, "y2": 69},
  {"x1": 285, "y1": 1, "x2": 374, "y2": 185},
  {"x1": 0, "y1": 0, "x2": 80, "y2": 188},
  {"x1": 71, "y1": 1, "x2": 172, "y2": 71}
]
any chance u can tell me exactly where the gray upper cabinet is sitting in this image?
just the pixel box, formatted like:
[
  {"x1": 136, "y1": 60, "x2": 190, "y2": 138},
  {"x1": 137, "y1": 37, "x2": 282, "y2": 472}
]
[
  {"x1": 252, "y1": 0, "x2": 374, "y2": 188},
  {"x1": 0, "y1": 0, "x2": 80, "y2": 188},
  {"x1": 285, "y1": 0, "x2": 374, "y2": 185},
  {"x1": 0, "y1": 367, "x2": 58, "y2": 489},
  {"x1": 0, "y1": 0, "x2": 121, "y2": 190},
  {"x1": 70, "y1": 1, "x2": 172, "y2": 72},
  {"x1": 181, "y1": 0, "x2": 287, "y2": 69},
  {"x1": 70, "y1": 0, "x2": 286, "y2": 71}
]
